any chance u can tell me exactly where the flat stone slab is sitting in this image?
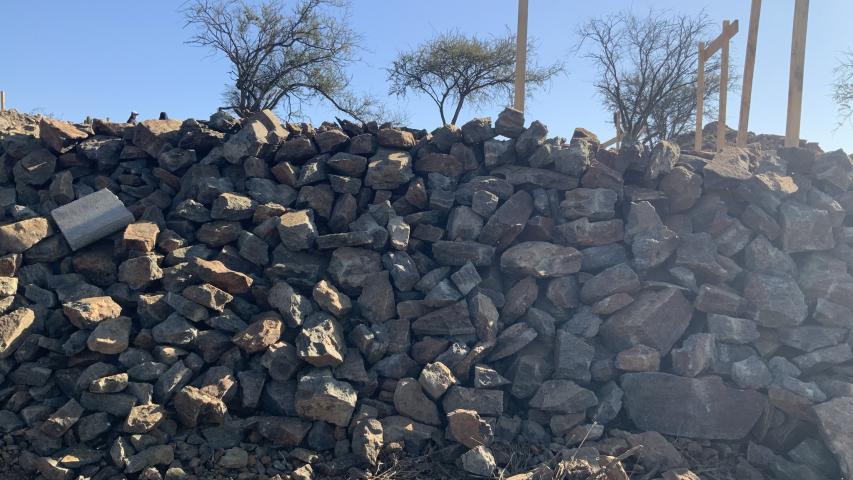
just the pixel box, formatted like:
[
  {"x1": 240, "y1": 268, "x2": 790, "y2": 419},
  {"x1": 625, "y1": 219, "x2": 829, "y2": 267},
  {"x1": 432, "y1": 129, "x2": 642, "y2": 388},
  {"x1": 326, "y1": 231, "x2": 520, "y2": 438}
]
[
  {"x1": 621, "y1": 372, "x2": 767, "y2": 440},
  {"x1": 51, "y1": 188, "x2": 134, "y2": 250}
]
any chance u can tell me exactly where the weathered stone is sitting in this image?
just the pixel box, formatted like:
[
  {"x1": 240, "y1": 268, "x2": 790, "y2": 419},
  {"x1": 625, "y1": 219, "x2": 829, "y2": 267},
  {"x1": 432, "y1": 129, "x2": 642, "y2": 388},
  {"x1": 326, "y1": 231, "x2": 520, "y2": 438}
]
[
  {"x1": 352, "y1": 419, "x2": 383, "y2": 466},
  {"x1": 357, "y1": 271, "x2": 395, "y2": 323},
  {"x1": 277, "y1": 210, "x2": 317, "y2": 251},
  {"x1": 232, "y1": 312, "x2": 282, "y2": 353},
  {"x1": 780, "y1": 202, "x2": 835, "y2": 253},
  {"x1": 295, "y1": 370, "x2": 357, "y2": 426},
  {"x1": 478, "y1": 191, "x2": 533, "y2": 248},
  {"x1": 442, "y1": 386, "x2": 504, "y2": 416},
  {"x1": 529, "y1": 380, "x2": 597, "y2": 413},
  {"x1": 394, "y1": 378, "x2": 441, "y2": 425},
  {"x1": 365, "y1": 149, "x2": 413, "y2": 189},
  {"x1": 562, "y1": 188, "x2": 617, "y2": 220},
  {"x1": 87, "y1": 316, "x2": 132, "y2": 354},
  {"x1": 0, "y1": 307, "x2": 34, "y2": 358},
  {"x1": 814, "y1": 396, "x2": 853, "y2": 477},
  {"x1": 0, "y1": 217, "x2": 49, "y2": 254},
  {"x1": 500, "y1": 241, "x2": 581, "y2": 278},
  {"x1": 40, "y1": 117, "x2": 89, "y2": 153},
  {"x1": 418, "y1": 362, "x2": 457, "y2": 400},
  {"x1": 600, "y1": 288, "x2": 692, "y2": 355},
  {"x1": 296, "y1": 314, "x2": 346, "y2": 367},
  {"x1": 63, "y1": 296, "x2": 121, "y2": 329},
  {"x1": 447, "y1": 409, "x2": 493, "y2": 449},
  {"x1": 621, "y1": 373, "x2": 766, "y2": 440},
  {"x1": 554, "y1": 330, "x2": 595, "y2": 382},
  {"x1": 412, "y1": 301, "x2": 474, "y2": 336},
  {"x1": 580, "y1": 263, "x2": 640, "y2": 304},
  {"x1": 743, "y1": 273, "x2": 807, "y2": 328},
  {"x1": 187, "y1": 258, "x2": 253, "y2": 294}
]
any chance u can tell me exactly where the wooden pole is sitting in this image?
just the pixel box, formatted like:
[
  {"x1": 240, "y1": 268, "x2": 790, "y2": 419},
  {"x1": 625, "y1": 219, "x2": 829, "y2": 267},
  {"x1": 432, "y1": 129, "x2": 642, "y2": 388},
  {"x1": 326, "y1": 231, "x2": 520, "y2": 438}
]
[
  {"x1": 737, "y1": 0, "x2": 762, "y2": 147},
  {"x1": 785, "y1": 0, "x2": 809, "y2": 148},
  {"x1": 614, "y1": 111, "x2": 622, "y2": 150},
  {"x1": 695, "y1": 42, "x2": 705, "y2": 152},
  {"x1": 513, "y1": 0, "x2": 529, "y2": 112},
  {"x1": 0, "y1": 91, "x2": 4, "y2": 112},
  {"x1": 717, "y1": 20, "x2": 731, "y2": 152}
]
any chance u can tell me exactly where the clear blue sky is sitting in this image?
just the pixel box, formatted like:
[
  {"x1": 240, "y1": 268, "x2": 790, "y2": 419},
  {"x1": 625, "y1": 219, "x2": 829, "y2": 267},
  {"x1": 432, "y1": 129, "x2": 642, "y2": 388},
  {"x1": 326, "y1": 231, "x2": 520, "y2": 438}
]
[{"x1": 2, "y1": 1, "x2": 852, "y2": 151}]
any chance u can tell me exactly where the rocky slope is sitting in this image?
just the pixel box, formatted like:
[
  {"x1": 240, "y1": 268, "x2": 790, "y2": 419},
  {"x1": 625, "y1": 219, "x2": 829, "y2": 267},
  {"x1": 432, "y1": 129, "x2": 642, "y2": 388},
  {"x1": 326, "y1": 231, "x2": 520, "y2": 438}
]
[{"x1": 0, "y1": 107, "x2": 850, "y2": 480}]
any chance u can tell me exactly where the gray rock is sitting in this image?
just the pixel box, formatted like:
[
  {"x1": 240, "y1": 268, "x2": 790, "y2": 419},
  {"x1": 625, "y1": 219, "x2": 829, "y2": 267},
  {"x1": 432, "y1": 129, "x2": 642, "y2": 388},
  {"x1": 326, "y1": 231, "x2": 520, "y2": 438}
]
[{"x1": 622, "y1": 372, "x2": 767, "y2": 440}]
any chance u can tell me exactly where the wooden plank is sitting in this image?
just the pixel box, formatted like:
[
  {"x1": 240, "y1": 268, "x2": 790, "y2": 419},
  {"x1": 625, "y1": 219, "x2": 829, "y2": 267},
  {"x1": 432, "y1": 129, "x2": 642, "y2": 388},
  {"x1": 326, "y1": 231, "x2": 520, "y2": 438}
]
[
  {"x1": 513, "y1": 0, "x2": 529, "y2": 112},
  {"x1": 785, "y1": 0, "x2": 809, "y2": 148},
  {"x1": 717, "y1": 20, "x2": 731, "y2": 152},
  {"x1": 695, "y1": 42, "x2": 706, "y2": 152},
  {"x1": 703, "y1": 20, "x2": 739, "y2": 57},
  {"x1": 737, "y1": 0, "x2": 762, "y2": 147},
  {"x1": 601, "y1": 136, "x2": 618, "y2": 149}
]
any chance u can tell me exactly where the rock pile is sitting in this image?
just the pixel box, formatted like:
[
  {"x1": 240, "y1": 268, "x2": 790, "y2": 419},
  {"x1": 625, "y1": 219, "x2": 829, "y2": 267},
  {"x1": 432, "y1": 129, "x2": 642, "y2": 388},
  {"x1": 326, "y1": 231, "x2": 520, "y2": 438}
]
[{"x1": 0, "y1": 107, "x2": 850, "y2": 479}]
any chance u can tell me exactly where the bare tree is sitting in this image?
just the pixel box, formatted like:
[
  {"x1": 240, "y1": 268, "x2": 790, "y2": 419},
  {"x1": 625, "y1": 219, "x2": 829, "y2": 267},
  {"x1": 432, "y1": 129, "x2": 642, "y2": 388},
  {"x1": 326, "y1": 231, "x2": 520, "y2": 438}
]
[
  {"x1": 387, "y1": 32, "x2": 564, "y2": 125},
  {"x1": 577, "y1": 10, "x2": 734, "y2": 144},
  {"x1": 182, "y1": 0, "x2": 386, "y2": 122},
  {"x1": 833, "y1": 50, "x2": 853, "y2": 128}
]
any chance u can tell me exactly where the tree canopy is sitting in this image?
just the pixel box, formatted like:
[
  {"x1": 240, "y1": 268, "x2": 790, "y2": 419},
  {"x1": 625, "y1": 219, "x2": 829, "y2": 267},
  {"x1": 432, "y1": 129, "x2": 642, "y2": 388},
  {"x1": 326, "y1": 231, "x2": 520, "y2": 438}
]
[
  {"x1": 183, "y1": 0, "x2": 385, "y2": 122},
  {"x1": 387, "y1": 32, "x2": 563, "y2": 125},
  {"x1": 577, "y1": 10, "x2": 735, "y2": 144}
]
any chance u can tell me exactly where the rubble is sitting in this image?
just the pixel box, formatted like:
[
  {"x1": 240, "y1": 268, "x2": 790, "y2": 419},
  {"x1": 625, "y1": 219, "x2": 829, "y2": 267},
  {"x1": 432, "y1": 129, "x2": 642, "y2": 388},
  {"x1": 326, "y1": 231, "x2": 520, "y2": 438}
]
[{"x1": 0, "y1": 108, "x2": 849, "y2": 479}]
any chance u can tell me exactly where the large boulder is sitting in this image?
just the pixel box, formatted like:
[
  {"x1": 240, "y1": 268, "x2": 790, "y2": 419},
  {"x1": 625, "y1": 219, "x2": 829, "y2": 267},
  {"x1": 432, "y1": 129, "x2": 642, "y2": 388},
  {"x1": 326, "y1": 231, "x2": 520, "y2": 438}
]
[{"x1": 621, "y1": 372, "x2": 766, "y2": 440}]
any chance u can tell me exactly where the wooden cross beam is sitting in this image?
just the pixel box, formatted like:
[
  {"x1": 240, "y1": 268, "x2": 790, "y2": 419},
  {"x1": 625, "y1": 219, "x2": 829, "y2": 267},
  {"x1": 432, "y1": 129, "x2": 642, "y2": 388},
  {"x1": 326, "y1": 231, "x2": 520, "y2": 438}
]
[{"x1": 694, "y1": 20, "x2": 739, "y2": 152}]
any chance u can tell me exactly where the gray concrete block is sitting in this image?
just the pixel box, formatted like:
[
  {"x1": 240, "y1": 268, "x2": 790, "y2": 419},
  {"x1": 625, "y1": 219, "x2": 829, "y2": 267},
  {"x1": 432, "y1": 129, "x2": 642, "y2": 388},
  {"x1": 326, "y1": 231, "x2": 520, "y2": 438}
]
[{"x1": 51, "y1": 189, "x2": 134, "y2": 250}]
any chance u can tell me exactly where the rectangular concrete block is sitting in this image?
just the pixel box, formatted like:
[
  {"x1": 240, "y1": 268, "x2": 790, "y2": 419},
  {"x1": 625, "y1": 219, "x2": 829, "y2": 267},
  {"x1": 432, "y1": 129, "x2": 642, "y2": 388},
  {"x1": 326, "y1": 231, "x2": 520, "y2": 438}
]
[{"x1": 51, "y1": 189, "x2": 134, "y2": 250}]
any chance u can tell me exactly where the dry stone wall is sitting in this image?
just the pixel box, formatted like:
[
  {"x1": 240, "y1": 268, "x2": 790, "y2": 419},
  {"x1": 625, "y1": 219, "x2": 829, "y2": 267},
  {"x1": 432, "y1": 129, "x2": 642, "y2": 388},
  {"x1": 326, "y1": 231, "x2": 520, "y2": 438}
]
[{"x1": 0, "y1": 106, "x2": 850, "y2": 479}]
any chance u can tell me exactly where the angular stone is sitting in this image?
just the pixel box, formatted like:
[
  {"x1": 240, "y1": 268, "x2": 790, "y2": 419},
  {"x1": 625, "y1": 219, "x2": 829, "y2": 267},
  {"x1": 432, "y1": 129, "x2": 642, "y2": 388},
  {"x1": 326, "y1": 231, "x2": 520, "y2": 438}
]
[
  {"x1": 442, "y1": 386, "x2": 503, "y2": 416},
  {"x1": 40, "y1": 117, "x2": 89, "y2": 153},
  {"x1": 296, "y1": 314, "x2": 346, "y2": 367},
  {"x1": 257, "y1": 416, "x2": 311, "y2": 446},
  {"x1": 479, "y1": 191, "x2": 533, "y2": 248},
  {"x1": 277, "y1": 210, "x2": 317, "y2": 251},
  {"x1": 621, "y1": 372, "x2": 767, "y2": 440},
  {"x1": 365, "y1": 149, "x2": 414, "y2": 189},
  {"x1": 117, "y1": 254, "x2": 163, "y2": 290},
  {"x1": 0, "y1": 216, "x2": 50, "y2": 254},
  {"x1": 232, "y1": 312, "x2": 282, "y2": 353},
  {"x1": 703, "y1": 147, "x2": 752, "y2": 188},
  {"x1": 418, "y1": 362, "x2": 457, "y2": 400},
  {"x1": 616, "y1": 345, "x2": 661, "y2": 372},
  {"x1": 432, "y1": 241, "x2": 495, "y2": 267},
  {"x1": 731, "y1": 356, "x2": 772, "y2": 389},
  {"x1": 357, "y1": 271, "x2": 395, "y2": 323},
  {"x1": 328, "y1": 247, "x2": 382, "y2": 293},
  {"x1": 562, "y1": 188, "x2": 618, "y2": 220},
  {"x1": 447, "y1": 409, "x2": 493, "y2": 449},
  {"x1": 743, "y1": 273, "x2": 807, "y2": 327},
  {"x1": 295, "y1": 370, "x2": 357, "y2": 426},
  {"x1": 814, "y1": 396, "x2": 853, "y2": 477},
  {"x1": 707, "y1": 314, "x2": 760, "y2": 344},
  {"x1": 580, "y1": 263, "x2": 640, "y2": 304},
  {"x1": 600, "y1": 288, "x2": 692, "y2": 355},
  {"x1": 0, "y1": 307, "x2": 35, "y2": 358},
  {"x1": 780, "y1": 202, "x2": 835, "y2": 253},
  {"x1": 173, "y1": 386, "x2": 226, "y2": 427},
  {"x1": 187, "y1": 258, "x2": 253, "y2": 295},
  {"x1": 412, "y1": 301, "x2": 474, "y2": 336},
  {"x1": 122, "y1": 404, "x2": 165, "y2": 434},
  {"x1": 500, "y1": 241, "x2": 581, "y2": 278},
  {"x1": 87, "y1": 316, "x2": 132, "y2": 354},
  {"x1": 394, "y1": 378, "x2": 441, "y2": 425},
  {"x1": 554, "y1": 330, "x2": 595, "y2": 382},
  {"x1": 122, "y1": 222, "x2": 160, "y2": 252},
  {"x1": 63, "y1": 296, "x2": 121, "y2": 329},
  {"x1": 312, "y1": 280, "x2": 351, "y2": 318},
  {"x1": 268, "y1": 281, "x2": 314, "y2": 327},
  {"x1": 352, "y1": 418, "x2": 383, "y2": 466},
  {"x1": 529, "y1": 380, "x2": 597, "y2": 413}
]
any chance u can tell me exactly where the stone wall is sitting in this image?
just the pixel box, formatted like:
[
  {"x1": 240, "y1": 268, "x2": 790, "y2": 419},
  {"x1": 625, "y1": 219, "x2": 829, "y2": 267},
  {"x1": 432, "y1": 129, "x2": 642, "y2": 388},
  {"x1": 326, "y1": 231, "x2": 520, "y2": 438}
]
[{"x1": 0, "y1": 106, "x2": 850, "y2": 479}]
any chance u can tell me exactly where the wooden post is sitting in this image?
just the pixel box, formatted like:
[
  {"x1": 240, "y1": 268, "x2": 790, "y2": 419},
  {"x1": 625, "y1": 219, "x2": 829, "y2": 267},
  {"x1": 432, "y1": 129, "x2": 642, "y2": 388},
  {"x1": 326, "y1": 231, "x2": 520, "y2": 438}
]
[
  {"x1": 695, "y1": 42, "x2": 705, "y2": 152},
  {"x1": 0, "y1": 91, "x2": 4, "y2": 112},
  {"x1": 717, "y1": 20, "x2": 731, "y2": 152},
  {"x1": 614, "y1": 111, "x2": 622, "y2": 149},
  {"x1": 513, "y1": 0, "x2": 529, "y2": 112},
  {"x1": 785, "y1": 0, "x2": 809, "y2": 148},
  {"x1": 737, "y1": 0, "x2": 762, "y2": 147}
]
